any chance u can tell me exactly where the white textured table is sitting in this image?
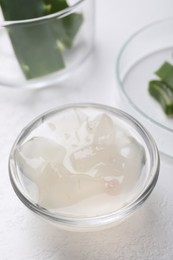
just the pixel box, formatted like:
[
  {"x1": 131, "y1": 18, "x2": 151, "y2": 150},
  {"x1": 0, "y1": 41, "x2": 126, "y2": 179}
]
[{"x1": 1, "y1": 0, "x2": 173, "y2": 259}]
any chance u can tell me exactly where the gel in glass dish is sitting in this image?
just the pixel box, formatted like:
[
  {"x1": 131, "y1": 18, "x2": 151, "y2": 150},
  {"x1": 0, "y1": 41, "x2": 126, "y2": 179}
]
[{"x1": 9, "y1": 104, "x2": 159, "y2": 231}]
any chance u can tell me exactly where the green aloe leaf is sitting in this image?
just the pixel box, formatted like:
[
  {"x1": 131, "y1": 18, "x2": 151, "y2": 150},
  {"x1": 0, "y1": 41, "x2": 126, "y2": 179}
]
[
  {"x1": 8, "y1": 22, "x2": 65, "y2": 79},
  {"x1": 155, "y1": 62, "x2": 173, "y2": 90},
  {"x1": 0, "y1": 0, "x2": 45, "y2": 20},
  {"x1": 149, "y1": 80, "x2": 173, "y2": 116},
  {"x1": 0, "y1": 0, "x2": 83, "y2": 79}
]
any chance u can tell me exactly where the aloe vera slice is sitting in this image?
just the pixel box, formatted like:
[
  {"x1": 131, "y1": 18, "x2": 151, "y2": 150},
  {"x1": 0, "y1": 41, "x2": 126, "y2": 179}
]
[
  {"x1": 0, "y1": 0, "x2": 45, "y2": 20},
  {"x1": 8, "y1": 23, "x2": 65, "y2": 79},
  {"x1": 53, "y1": 13, "x2": 83, "y2": 48},
  {"x1": 44, "y1": 0, "x2": 84, "y2": 48},
  {"x1": 44, "y1": 0, "x2": 69, "y2": 13},
  {"x1": 0, "y1": 0, "x2": 83, "y2": 79},
  {"x1": 155, "y1": 62, "x2": 173, "y2": 90},
  {"x1": 149, "y1": 80, "x2": 173, "y2": 116}
]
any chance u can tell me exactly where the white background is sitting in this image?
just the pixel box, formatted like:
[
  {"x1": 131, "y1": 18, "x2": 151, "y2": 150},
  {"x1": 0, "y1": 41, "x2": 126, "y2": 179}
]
[{"x1": 1, "y1": 0, "x2": 173, "y2": 259}]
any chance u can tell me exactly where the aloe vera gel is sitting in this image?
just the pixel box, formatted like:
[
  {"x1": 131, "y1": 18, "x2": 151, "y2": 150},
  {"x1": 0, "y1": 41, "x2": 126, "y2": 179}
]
[{"x1": 15, "y1": 107, "x2": 145, "y2": 217}]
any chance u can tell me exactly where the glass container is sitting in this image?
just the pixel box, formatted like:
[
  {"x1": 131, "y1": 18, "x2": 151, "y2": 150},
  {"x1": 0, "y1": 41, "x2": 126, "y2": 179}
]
[
  {"x1": 116, "y1": 18, "x2": 173, "y2": 159},
  {"x1": 9, "y1": 103, "x2": 160, "y2": 232},
  {"x1": 0, "y1": 0, "x2": 94, "y2": 88}
]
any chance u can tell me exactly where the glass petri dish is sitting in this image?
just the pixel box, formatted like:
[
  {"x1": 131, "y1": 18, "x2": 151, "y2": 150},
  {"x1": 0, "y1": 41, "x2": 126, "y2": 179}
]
[{"x1": 116, "y1": 18, "x2": 173, "y2": 159}]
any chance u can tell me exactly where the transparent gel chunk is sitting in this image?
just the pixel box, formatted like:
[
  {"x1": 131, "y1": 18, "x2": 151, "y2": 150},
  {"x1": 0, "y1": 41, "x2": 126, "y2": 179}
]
[{"x1": 15, "y1": 109, "x2": 145, "y2": 216}]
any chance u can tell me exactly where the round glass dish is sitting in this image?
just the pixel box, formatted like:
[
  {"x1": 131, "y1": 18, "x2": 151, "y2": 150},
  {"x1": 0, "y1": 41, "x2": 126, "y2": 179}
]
[
  {"x1": 116, "y1": 18, "x2": 173, "y2": 159},
  {"x1": 0, "y1": 0, "x2": 94, "y2": 89},
  {"x1": 9, "y1": 103, "x2": 159, "y2": 232}
]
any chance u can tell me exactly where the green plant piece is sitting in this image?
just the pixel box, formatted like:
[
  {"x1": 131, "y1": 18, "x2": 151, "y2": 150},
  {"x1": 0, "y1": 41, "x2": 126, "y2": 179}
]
[
  {"x1": 0, "y1": 0, "x2": 45, "y2": 20},
  {"x1": 8, "y1": 23, "x2": 65, "y2": 79},
  {"x1": 0, "y1": 0, "x2": 83, "y2": 79},
  {"x1": 53, "y1": 13, "x2": 83, "y2": 48},
  {"x1": 44, "y1": 0, "x2": 68, "y2": 14},
  {"x1": 149, "y1": 80, "x2": 173, "y2": 116},
  {"x1": 155, "y1": 62, "x2": 173, "y2": 90}
]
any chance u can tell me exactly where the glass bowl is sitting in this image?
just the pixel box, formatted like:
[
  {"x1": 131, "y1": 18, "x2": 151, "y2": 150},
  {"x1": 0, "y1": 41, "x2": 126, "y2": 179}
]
[
  {"x1": 116, "y1": 18, "x2": 173, "y2": 159},
  {"x1": 9, "y1": 103, "x2": 159, "y2": 232},
  {"x1": 0, "y1": 0, "x2": 94, "y2": 89}
]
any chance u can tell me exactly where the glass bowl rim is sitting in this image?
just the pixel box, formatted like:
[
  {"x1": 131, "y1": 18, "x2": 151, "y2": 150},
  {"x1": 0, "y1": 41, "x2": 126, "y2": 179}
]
[
  {"x1": 116, "y1": 17, "x2": 173, "y2": 135},
  {"x1": 0, "y1": 0, "x2": 85, "y2": 26},
  {"x1": 8, "y1": 103, "x2": 160, "y2": 229}
]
